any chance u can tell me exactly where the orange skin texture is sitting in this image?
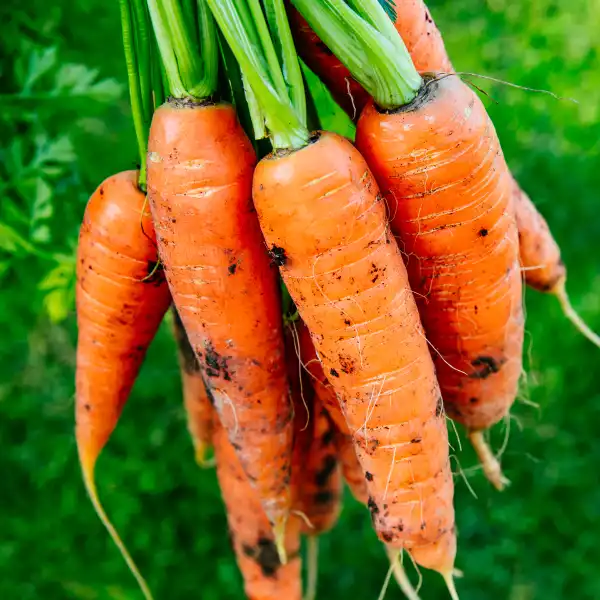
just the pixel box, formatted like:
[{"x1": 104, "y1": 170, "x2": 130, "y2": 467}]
[
  {"x1": 253, "y1": 132, "x2": 455, "y2": 573},
  {"x1": 297, "y1": 321, "x2": 368, "y2": 504},
  {"x1": 288, "y1": 1, "x2": 452, "y2": 119},
  {"x1": 147, "y1": 101, "x2": 293, "y2": 531},
  {"x1": 171, "y1": 307, "x2": 214, "y2": 460},
  {"x1": 356, "y1": 76, "x2": 524, "y2": 431},
  {"x1": 285, "y1": 324, "x2": 342, "y2": 536},
  {"x1": 75, "y1": 170, "x2": 171, "y2": 472},
  {"x1": 513, "y1": 180, "x2": 565, "y2": 292},
  {"x1": 214, "y1": 419, "x2": 302, "y2": 600}
]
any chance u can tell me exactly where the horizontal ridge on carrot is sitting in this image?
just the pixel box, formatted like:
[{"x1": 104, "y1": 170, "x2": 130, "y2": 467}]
[{"x1": 147, "y1": 0, "x2": 293, "y2": 556}]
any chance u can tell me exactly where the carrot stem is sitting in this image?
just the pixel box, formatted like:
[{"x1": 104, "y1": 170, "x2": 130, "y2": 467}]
[
  {"x1": 468, "y1": 430, "x2": 510, "y2": 491},
  {"x1": 554, "y1": 279, "x2": 600, "y2": 348},
  {"x1": 290, "y1": 0, "x2": 422, "y2": 109},
  {"x1": 130, "y1": 0, "x2": 152, "y2": 122},
  {"x1": 206, "y1": 0, "x2": 309, "y2": 149},
  {"x1": 120, "y1": 0, "x2": 148, "y2": 190},
  {"x1": 81, "y1": 461, "x2": 154, "y2": 600},
  {"x1": 304, "y1": 536, "x2": 319, "y2": 600}
]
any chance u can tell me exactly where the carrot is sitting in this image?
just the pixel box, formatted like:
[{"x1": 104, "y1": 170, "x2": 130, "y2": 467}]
[
  {"x1": 211, "y1": 0, "x2": 455, "y2": 585},
  {"x1": 75, "y1": 170, "x2": 171, "y2": 599},
  {"x1": 296, "y1": 321, "x2": 368, "y2": 504},
  {"x1": 171, "y1": 307, "x2": 215, "y2": 466},
  {"x1": 293, "y1": 0, "x2": 524, "y2": 490},
  {"x1": 513, "y1": 181, "x2": 600, "y2": 347},
  {"x1": 146, "y1": 0, "x2": 293, "y2": 556},
  {"x1": 214, "y1": 418, "x2": 302, "y2": 600},
  {"x1": 291, "y1": 0, "x2": 600, "y2": 352}
]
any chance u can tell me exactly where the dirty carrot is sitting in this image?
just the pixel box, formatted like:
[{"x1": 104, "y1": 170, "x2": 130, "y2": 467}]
[
  {"x1": 212, "y1": 0, "x2": 456, "y2": 586},
  {"x1": 213, "y1": 418, "x2": 302, "y2": 600},
  {"x1": 296, "y1": 321, "x2": 368, "y2": 504},
  {"x1": 295, "y1": 0, "x2": 524, "y2": 493},
  {"x1": 146, "y1": 0, "x2": 293, "y2": 557},
  {"x1": 171, "y1": 307, "x2": 214, "y2": 466}
]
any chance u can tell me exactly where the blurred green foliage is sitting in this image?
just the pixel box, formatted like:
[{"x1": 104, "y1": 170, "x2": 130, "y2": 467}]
[{"x1": 1, "y1": 0, "x2": 599, "y2": 598}]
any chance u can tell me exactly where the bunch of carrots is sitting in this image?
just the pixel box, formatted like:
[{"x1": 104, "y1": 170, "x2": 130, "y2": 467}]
[{"x1": 74, "y1": 0, "x2": 599, "y2": 598}]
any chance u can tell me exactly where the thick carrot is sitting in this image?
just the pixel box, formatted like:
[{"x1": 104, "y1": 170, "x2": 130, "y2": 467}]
[
  {"x1": 171, "y1": 306, "x2": 214, "y2": 466},
  {"x1": 356, "y1": 74, "x2": 524, "y2": 490},
  {"x1": 75, "y1": 170, "x2": 171, "y2": 598},
  {"x1": 296, "y1": 321, "x2": 368, "y2": 504},
  {"x1": 214, "y1": 418, "x2": 302, "y2": 600},
  {"x1": 253, "y1": 131, "x2": 456, "y2": 576},
  {"x1": 147, "y1": 101, "x2": 293, "y2": 553}
]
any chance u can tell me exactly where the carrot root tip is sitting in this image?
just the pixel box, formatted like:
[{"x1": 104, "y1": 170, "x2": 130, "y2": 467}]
[
  {"x1": 273, "y1": 519, "x2": 288, "y2": 565},
  {"x1": 442, "y1": 570, "x2": 461, "y2": 600},
  {"x1": 384, "y1": 548, "x2": 421, "y2": 600},
  {"x1": 194, "y1": 444, "x2": 215, "y2": 469},
  {"x1": 304, "y1": 535, "x2": 319, "y2": 600},
  {"x1": 554, "y1": 279, "x2": 600, "y2": 349},
  {"x1": 468, "y1": 430, "x2": 509, "y2": 491}
]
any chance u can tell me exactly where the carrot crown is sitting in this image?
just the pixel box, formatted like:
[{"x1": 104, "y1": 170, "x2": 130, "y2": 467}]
[
  {"x1": 291, "y1": 0, "x2": 422, "y2": 110},
  {"x1": 147, "y1": 0, "x2": 218, "y2": 100},
  {"x1": 207, "y1": 0, "x2": 309, "y2": 150}
]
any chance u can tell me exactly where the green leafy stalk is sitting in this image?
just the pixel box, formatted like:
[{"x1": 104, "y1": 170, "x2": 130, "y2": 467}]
[
  {"x1": 207, "y1": 0, "x2": 308, "y2": 149},
  {"x1": 291, "y1": 0, "x2": 422, "y2": 109},
  {"x1": 120, "y1": 0, "x2": 148, "y2": 190},
  {"x1": 146, "y1": 0, "x2": 217, "y2": 100},
  {"x1": 131, "y1": 0, "x2": 152, "y2": 123},
  {"x1": 264, "y1": 0, "x2": 306, "y2": 126},
  {"x1": 197, "y1": 0, "x2": 219, "y2": 99}
]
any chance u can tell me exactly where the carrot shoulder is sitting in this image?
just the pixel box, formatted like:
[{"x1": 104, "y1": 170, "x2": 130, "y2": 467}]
[
  {"x1": 171, "y1": 306, "x2": 214, "y2": 466},
  {"x1": 147, "y1": 100, "x2": 293, "y2": 548},
  {"x1": 253, "y1": 131, "x2": 456, "y2": 575}
]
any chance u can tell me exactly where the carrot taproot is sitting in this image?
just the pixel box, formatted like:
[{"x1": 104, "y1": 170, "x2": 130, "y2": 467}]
[
  {"x1": 214, "y1": 418, "x2": 302, "y2": 600},
  {"x1": 75, "y1": 170, "x2": 171, "y2": 599},
  {"x1": 513, "y1": 181, "x2": 600, "y2": 347},
  {"x1": 171, "y1": 306, "x2": 214, "y2": 467},
  {"x1": 253, "y1": 131, "x2": 456, "y2": 577},
  {"x1": 146, "y1": 0, "x2": 294, "y2": 557},
  {"x1": 296, "y1": 321, "x2": 368, "y2": 504},
  {"x1": 355, "y1": 73, "x2": 524, "y2": 490},
  {"x1": 146, "y1": 100, "x2": 293, "y2": 554}
]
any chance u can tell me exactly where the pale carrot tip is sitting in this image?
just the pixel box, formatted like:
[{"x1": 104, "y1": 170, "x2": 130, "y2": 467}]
[
  {"x1": 468, "y1": 430, "x2": 509, "y2": 491},
  {"x1": 80, "y1": 457, "x2": 154, "y2": 600},
  {"x1": 273, "y1": 520, "x2": 288, "y2": 566},
  {"x1": 384, "y1": 548, "x2": 421, "y2": 600},
  {"x1": 554, "y1": 279, "x2": 600, "y2": 349},
  {"x1": 304, "y1": 535, "x2": 319, "y2": 600},
  {"x1": 442, "y1": 570, "x2": 461, "y2": 600},
  {"x1": 194, "y1": 444, "x2": 215, "y2": 469}
]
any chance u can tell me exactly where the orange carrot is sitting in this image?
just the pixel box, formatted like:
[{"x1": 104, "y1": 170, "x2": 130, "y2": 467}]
[
  {"x1": 147, "y1": 101, "x2": 293, "y2": 554},
  {"x1": 296, "y1": 321, "x2": 368, "y2": 504},
  {"x1": 171, "y1": 306, "x2": 214, "y2": 466},
  {"x1": 253, "y1": 131, "x2": 456, "y2": 577},
  {"x1": 75, "y1": 170, "x2": 171, "y2": 598},
  {"x1": 356, "y1": 74, "x2": 524, "y2": 490},
  {"x1": 214, "y1": 418, "x2": 302, "y2": 600}
]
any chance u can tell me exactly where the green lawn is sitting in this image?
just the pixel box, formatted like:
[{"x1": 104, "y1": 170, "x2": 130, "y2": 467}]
[{"x1": 1, "y1": 0, "x2": 599, "y2": 598}]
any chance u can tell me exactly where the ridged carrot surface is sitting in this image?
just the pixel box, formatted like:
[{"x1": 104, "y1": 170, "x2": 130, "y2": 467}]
[
  {"x1": 253, "y1": 131, "x2": 456, "y2": 574},
  {"x1": 356, "y1": 76, "x2": 524, "y2": 438},
  {"x1": 214, "y1": 419, "x2": 302, "y2": 600},
  {"x1": 147, "y1": 100, "x2": 293, "y2": 539},
  {"x1": 172, "y1": 307, "x2": 214, "y2": 466}
]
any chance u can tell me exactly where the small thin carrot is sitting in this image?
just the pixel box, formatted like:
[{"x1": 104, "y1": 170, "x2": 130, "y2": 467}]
[
  {"x1": 171, "y1": 306, "x2": 215, "y2": 466},
  {"x1": 147, "y1": 0, "x2": 294, "y2": 556},
  {"x1": 214, "y1": 418, "x2": 302, "y2": 600},
  {"x1": 75, "y1": 170, "x2": 171, "y2": 600}
]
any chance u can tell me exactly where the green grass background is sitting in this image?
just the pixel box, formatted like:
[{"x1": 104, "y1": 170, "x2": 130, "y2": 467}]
[{"x1": 1, "y1": 0, "x2": 600, "y2": 598}]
